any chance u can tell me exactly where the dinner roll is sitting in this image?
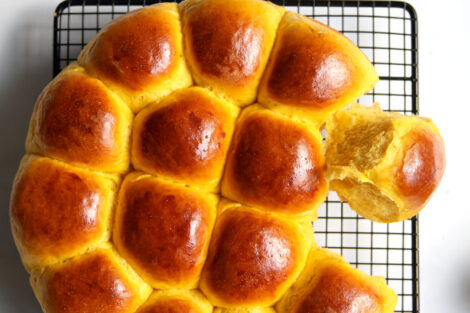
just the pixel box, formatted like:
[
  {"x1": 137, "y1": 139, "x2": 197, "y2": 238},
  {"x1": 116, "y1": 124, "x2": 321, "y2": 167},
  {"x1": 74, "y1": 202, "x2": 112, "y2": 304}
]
[
  {"x1": 276, "y1": 248, "x2": 397, "y2": 313},
  {"x1": 221, "y1": 105, "x2": 327, "y2": 218},
  {"x1": 258, "y1": 11, "x2": 378, "y2": 126},
  {"x1": 78, "y1": 3, "x2": 192, "y2": 112},
  {"x1": 132, "y1": 87, "x2": 239, "y2": 192},
  {"x1": 136, "y1": 290, "x2": 212, "y2": 313},
  {"x1": 30, "y1": 246, "x2": 152, "y2": 313},
  {"x1": 199, "y1": 201, "x2": 312, "y2": 308},
  {"x1": 325, "y1": 104, "x2": 445, "y2": 222},
  {"x1": 113, "y1": 172, "x2": 217, "y2": 289},
  {"x1": 180, "y1": 0, "x2": 284, "y2": 105},
  {"x1": 26, "y1": 64, "x2": 133, "y2": 173},
  {"x1": 10, "y1": 155, "x2": 118, "y2": 271}
]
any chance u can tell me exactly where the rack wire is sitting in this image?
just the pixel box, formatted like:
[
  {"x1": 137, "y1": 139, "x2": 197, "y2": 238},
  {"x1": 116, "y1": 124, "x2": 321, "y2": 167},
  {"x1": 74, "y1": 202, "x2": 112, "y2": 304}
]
[{"x1": 53, "y1": 1, "x2": 419, "y2": 312}]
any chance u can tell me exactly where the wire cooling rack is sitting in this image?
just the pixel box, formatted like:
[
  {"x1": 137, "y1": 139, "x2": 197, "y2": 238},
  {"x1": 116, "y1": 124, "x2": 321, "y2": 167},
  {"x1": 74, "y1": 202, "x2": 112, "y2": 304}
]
[{"x1": 53, "y1": 1, "x2": 419, "y2": 312}]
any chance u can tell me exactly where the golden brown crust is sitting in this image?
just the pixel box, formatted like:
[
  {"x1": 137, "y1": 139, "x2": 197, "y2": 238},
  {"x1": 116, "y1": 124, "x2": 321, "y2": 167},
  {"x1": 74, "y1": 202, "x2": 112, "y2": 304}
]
[
  {"x1": 222, "y1": 107, "x2": 327, "y2": 216},
  {"x1": 266, "y1": 24, "x2": 353, "y2": 107},
  {"x1": 276, "y1": 248, "x2": 397, "y2": 313},
  {"x1": 180, "y1": 0, "x2": 284, "y2": 105},
  {"x1": 137, "y1": 101, "x2": 226, "y2": 170},
  {"x1": 10, "y1": 156, "x2": 114, "y2": 269},
  {"x1": 35, "y1": 250, "x2": 144, "y2": 313},
  {"x1": 258, "y1": 12, "x2": 378, "y2": 125},
  {"x1": 396, "y1": 127, "x2": 446, "y2": 211},
  {"x1": 325, "y1": 104, "x2": 446, "y2": 222},
  {"x1": 114, "y1": 173, "x2": 216, "y2": 289},
  {"x1": 80, "y1": 6, "x2": 177, "y2": 91},
  {"x1": 27, "y1": 68, "x2": 132, "y2": 172},
  {"x1": 78, "y1": 3, "x2": 192, "y2": 112},
  {"x1": 200, "y1": 207, "x2": 307, "y2": 307},
  {"x1": 294, "y1": 264, "x2": 381, "y2": 313},
  {"x1": 182, "y1": 2, "x2": 262, "y2": 84},
  {"x1": 132, "y1": 87, "x2": 238, "y2": 191},
  {"x1": 136, "y1": 290, "x2": 212, "y2": 313}
]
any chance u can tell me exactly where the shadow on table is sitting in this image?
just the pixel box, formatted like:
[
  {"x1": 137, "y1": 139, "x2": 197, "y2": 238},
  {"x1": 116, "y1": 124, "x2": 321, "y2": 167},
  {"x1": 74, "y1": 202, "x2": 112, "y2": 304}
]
[
  {"x1": 0, "y1": 5, "x2": 56, "y2": 313},
  {"x1": 461, "y1": 266, "x2": 470, "y2": 307}
]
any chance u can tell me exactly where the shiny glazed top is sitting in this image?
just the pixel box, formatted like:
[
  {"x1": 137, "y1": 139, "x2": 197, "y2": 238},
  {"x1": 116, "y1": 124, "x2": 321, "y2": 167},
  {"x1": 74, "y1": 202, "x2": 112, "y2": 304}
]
[
  {"x1": 266, "y1": 16, "x2": 357, "y2": 107},
  {"x1": 201, "y1": 208, "x2": 304, "y2": 306},
  {"x1": 42, "y1": 252, "x2": 137, "y2": 313},
  {"x1": 258, "y1": 11, "x2": 378, "y2": 126},
  {"x1": 180, "y1": 0, "x2": 267, "y2": 85},
  {"x1": 223, "y1": 109, "x2": 326, "y2": 215},
  {"x1": 396, "y1": 127, "x2": 446, "y2": 211},
  {"x1": 132, "y1": 88, "x2": 235, "y2": 185},
  {"x1": 294, "y1": 264, "x2": 381, "y2": 313},
  {"x1": 10, "y1": 157, "x2": 108, "y2": 263},
  {"x1": 114, "y1": 174, "x2": 214, "y2": 287},
  {"x1": 80, "y1": 4, "x2": 179, "y2": 91},
  {"x1": 33, "y1": 70, "x2": 125, "y2": 168}
]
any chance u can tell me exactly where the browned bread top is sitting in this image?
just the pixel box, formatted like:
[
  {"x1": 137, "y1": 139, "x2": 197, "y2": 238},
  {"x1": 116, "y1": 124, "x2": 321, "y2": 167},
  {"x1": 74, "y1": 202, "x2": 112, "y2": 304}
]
[
  {"x1": 396, "y1": 126, "x2": 445, "y2": 210},
  {"x1": 10, "y1": 156, "x2": 116, "y2": 270},
  {"x1": 222, "y1": 106, "x2": 327, "y2": 217},
  {"x1": 113, "y1": 172, "x2": 217, "y2": 289},
  {"x1": 325, "y1": 104, "x2": 445, "y2": 222},
  {"x1": 26, "y1": 66, "x2": 132, "y2": 173},
  {"x1": 132, "y1": 87, "x2": 238, "y2": 192},
  {"x1": 180, "y1": 0, "x2": 284, "y2": 105},
  {"x1": 258, "y1": 11, "x2": 378, "y2": 125},
  {"x1": 276, "y1": 248, "x2": 397, "y2": 313},
  {"x1": 200, "y1": 203, "x2": 311, "y2": 307},
  {"x1": 30, "y1": 247, "x2": 151, "y2": 313}
]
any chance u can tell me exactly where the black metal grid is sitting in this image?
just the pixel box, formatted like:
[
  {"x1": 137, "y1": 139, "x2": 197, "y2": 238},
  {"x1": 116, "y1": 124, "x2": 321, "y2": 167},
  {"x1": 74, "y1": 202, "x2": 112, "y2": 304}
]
[{"x1": 53, "y1": 1, "x2": 419, "y2": 312}]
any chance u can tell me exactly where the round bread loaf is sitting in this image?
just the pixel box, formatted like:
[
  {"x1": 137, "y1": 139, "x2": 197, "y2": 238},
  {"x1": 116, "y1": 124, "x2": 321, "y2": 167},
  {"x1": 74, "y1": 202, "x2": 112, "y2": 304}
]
[
  {"x1": 113, "y1": 172, "x2": 217, "y2": 289},
  {"x1": 10, "y1": 155, "x2": 118, "y2": 271},
  {"x1": 221, "y1": 105, "x2": 327, "y2": 218},
  {"x1": 10, "y1": 0, "x2": 445, "y2": 312},
  {"x1": 132, "y1": 87, "x2": 239, "y2": 192},
  {"x1": 325, "y1": 104, "x2": 446, "y2": 223},
  {"x1": 276, "y1": 248, "x2": 397, "y2": 313},
  {"x1": 179, "y1": 0, "x2": 285, "y2": 105},
  {"x1": 199, "y1": 201, "x2": 313, "y2": 307},
  {"x1": 26, "y1": 65, "x2": 133, "y2": 173},
  {"x1": 258, "y1": 11, "x2": 378, "y2": 126},
  {"x1": 78, "y1": 3, "x2": 192, "y2": 112},
  {"x1": 30, "y1": 246, "x2": 152, "y2": 313}
]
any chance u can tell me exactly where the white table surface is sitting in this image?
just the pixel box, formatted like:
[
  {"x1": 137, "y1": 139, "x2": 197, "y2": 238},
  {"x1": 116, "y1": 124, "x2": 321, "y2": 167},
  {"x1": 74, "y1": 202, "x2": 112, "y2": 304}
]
[{"x1": 0, "y1": 0, "x2": 469, "y2": 312}]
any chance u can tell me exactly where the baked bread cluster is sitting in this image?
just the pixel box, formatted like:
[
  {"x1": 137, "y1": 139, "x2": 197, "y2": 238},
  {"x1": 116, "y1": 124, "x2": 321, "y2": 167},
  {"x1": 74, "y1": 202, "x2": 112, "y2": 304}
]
[{"x1": 10, "y1": 0, "x2": 445, "y2": 312}]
